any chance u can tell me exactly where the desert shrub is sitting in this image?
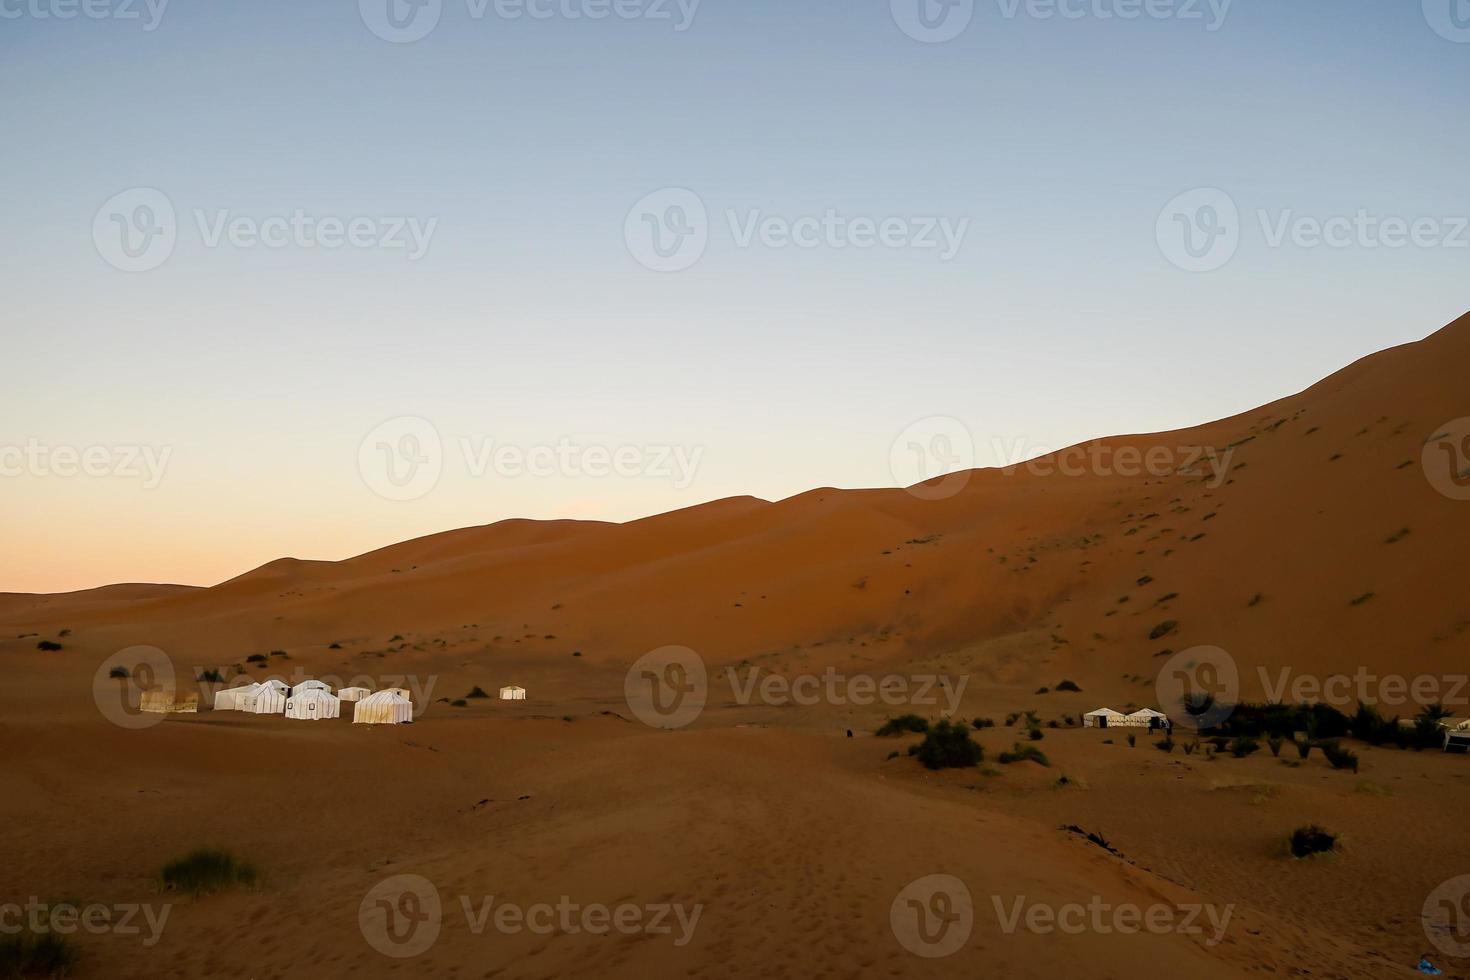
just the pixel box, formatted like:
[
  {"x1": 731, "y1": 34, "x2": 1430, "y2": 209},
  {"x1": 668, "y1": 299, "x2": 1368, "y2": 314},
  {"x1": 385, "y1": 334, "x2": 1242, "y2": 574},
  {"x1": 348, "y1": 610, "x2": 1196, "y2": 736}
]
[
  {"x1": 0, "y1": 932, "x2": 79, "y2": 978},
  {"x1": 998, "y1": 743, "x2": 1051, "y2": 767},
  {"x1": 885, "y1": 750, "x2": 899, "y2": 760},
  {"x1": 1267, "y1": 735, "x2": 1284, "y2": 757},
  {"x1": 1035, "y1": 687, "x2": 1050, "y2": 694},
  {"x1": 1156, "y1": 736, "x2": 1175, "y2": 753},
  {"x1": 1320, "y1": 740, "x2": 1360, "y2": 772},
  {"x1": 1182, "y1": 738, "x2": 1199, "y2": 756},
  {"x1": 161, "y1": 848, "x2": 257, "y2": 895},
  {"x1": 197, "y1": 669, "x2": 224, "y2": 683},
  {"x1": 1149, "y1": 620, "x2": 1177, "y2": 640},
  {"x1": 1289, "y1": 824, "x2": 1337, "y2": 858},
  {"x1": 1126, "y1": 734, "x2": 1136, "y2": 748},
  {"x1": 466, "y1": 686, "x2": 490, "y2": 699},
  {"x1": 451, "y1": 699, "x2": 467, "y2": 708},
  {"x1": 876, "y1": 714, "x2": 929, "y2": 737},
  {"x1": 1229, "y1": 736, "x2": 1260, "y2": 758},
  {"x1": 1046, "y1": 720, "x2": 1059, "y2": 729},
  {"x1": 329, "y1": 642, "x2": 342, "y2": 649},
  {"x1": 36, "y1": 640, "x2": 62, "y2": 652},
  {"x1": 971, "y1": 717, "x2": 995, "y2": 730},
  {"x1": 914, "y1": 720, "x2": 984, "y2": 770},
  {"x1": 572, "y1": 651, "x2": 582, "y2": 657},
  {"x1": 1352, "y1": 702, "x2": 1402, "y2": 747},
  {"x1": 246, "y1": 654, "x2": 267, "y2": 664},
  {"x1": 1055, "y1": 680, "x2": 1082, "y2": 692},
  {"x1": 1296, "y1": 738, "x2": 1313, "y2": 759},
  {"x1": 109, "y1": 666, "x2": 129, "y2": 679},
  {"x1": 270, "y1": 650, "x2": 287, "y2": 657},
  {"x1": 1004, "y1": 712, "x2": 1020, "y2": 727},
  {"x1": 1028, "y1": 727, "x2": 1045, "y2": 741}
]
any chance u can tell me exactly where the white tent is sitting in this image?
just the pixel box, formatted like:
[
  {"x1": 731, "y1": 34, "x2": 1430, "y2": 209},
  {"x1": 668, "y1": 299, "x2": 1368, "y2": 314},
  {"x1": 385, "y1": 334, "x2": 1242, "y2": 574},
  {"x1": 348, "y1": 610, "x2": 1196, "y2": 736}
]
[
  {"x1": 213, "y1": 683, "x2": 261, "y2": 711},
  {"x1": 378, "y1": 687, "x2": 411, "y2": 699},
  {"x1": 1082, "y1": 708, "x2": 1126, "y2": 729},
  {"x1": 499, "y1": 685, "x2": 527, "y2": 700},
  {"x1": 353, "y1": 691, "x2": 413, "y2": 725},
  {"x1": 256, "y1": 678, "x2": 289, "y2": 693},
  {"x1": 337, "y1": 687, "x2": 371, "y2": 702},
  {"x1": 285, "y1": 688, "x2": 341, "y2": 720},
  {"x1": 1124, "y1": 708, "x2": 1170, "y2": 730},
  {"x1": 293, "y1": 680, "x2": 331, "y2": 694},
  {"x1": 240, "y1": 686, "x2": 287, "y2": 714}
]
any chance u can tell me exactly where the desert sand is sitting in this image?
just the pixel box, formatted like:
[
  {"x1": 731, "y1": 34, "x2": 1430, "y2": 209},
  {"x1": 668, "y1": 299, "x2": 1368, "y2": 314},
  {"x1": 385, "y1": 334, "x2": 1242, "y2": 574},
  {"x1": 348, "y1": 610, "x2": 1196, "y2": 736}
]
[{"x1": 4, "y1": 313, "x2": 1470, "y2": 978}]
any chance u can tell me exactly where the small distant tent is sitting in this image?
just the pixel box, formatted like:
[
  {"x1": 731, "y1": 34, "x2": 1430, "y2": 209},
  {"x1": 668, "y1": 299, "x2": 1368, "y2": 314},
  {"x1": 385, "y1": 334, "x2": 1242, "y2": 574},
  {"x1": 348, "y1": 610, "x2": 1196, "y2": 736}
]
[
  {"x1": 353, "y1": 691, "x2": 413, "y2": 725},
  {"x1": 240, "y1": 685, "x2": 287, "y2": 714},
  {"x1": 285, "y1": 688, "x2": 341, "y2": 721},
  {"x1": 499, "y1": 685, "x2": 527, "y2": 701},
  {"x1": 292, "y1": 680, "x2": 331, "y2": 694},
  {"x1": 213, "y1": 683, "x2": 261, "y2": 711},
  {"x1": 337, "y1": 687, "x2": 371, "y2": 702},
  {"x1": 1125, "y1": 708, "x2": 1170, "y2": 731},
  {"x1": 141, "y1": 689, "x2": 199, "y2": 714},
  {"x1": 1083, "y1": 708, "x2": 1126, "y2": 729}
]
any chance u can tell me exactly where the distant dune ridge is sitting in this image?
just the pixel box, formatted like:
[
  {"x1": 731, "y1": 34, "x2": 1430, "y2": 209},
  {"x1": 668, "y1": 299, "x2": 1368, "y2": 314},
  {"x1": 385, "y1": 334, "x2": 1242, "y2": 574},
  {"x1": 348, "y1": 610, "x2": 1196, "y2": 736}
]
[{"x1": 6, "y1": 312, "x2": 1470, "y2": 704}]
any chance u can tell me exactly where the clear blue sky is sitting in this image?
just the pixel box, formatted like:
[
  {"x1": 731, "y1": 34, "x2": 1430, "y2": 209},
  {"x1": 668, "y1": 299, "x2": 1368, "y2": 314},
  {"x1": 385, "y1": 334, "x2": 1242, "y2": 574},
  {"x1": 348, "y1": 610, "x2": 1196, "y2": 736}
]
[{"x1": 3, "y1": 0, "x2": 1468, "y2": 591}]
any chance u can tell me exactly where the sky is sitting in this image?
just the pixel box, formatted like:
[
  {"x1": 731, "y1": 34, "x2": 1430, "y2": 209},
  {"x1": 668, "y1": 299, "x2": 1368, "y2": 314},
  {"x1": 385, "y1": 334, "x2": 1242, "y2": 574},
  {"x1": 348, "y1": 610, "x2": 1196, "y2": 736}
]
[{"x1": 2, "y1": 0, "x2": 1468, "y2": 593}]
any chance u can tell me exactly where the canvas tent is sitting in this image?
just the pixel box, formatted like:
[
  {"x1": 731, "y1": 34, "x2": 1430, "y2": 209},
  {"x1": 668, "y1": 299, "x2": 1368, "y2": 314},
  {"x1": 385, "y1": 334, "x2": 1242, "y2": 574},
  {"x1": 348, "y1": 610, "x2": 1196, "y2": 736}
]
[
  {"x1": 256, "y1": 678, "x2": 289, "y2": 694},
  {"x1": 337, "y1": 687, "x2": 371, "y2": 702},
  {"x1": 500, "y1": 685, "x2": 527, "y2": 700},
  {"x1": 1124, "y1": 708, "x2": 1170, "y2": 730},
  {"x1": 285, "y1": 688, "x2": 341, "y2": 720},
  {"x1": 353, "y1": 691, "x2": 413, "y2": 725},
  {"x1": 240, "y1": 685, "x2": 287, "y2": 714},
  {"x1": 140, "y1": 689, "x2": 199, "y2": 714},
  {"x1": 213, "y1": 683, "x2": 261, "y2": 711},
  {"x1": 293, "y1": 680, "x2": 331, "y2": 694},
  {"x1": 1083, "y1": 708, "x2": 1126, "y2": 729}
]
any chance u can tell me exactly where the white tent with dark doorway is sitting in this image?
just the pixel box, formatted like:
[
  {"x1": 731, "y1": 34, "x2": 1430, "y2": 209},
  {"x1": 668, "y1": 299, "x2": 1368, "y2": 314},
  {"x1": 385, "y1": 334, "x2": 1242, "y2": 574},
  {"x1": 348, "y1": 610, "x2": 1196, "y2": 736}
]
[
  {"x1": 337, "y1": 687, "x2": 371, "y2": 703},
  {"x1": 213, "y1": 682, "x2": 261, "y2": 711},
  {"x1": 285, "y1": 688, "x2": 341, "y2": 720},
  {"x1": 1124, "y1": 708, "x2": 1170, "y2": 730},
  {"x1": 240, "y1": 685, "x2": 287, "y2": 714},
  {"x1": 353, "y1": 691, "x2": 413, "y2": 725},
  {"x1": 499, "y1": 685, "x2": 526, "y2": 700},
  {"x1": 1083, "y1": 708, "x2": 1126, "y2": 729}
]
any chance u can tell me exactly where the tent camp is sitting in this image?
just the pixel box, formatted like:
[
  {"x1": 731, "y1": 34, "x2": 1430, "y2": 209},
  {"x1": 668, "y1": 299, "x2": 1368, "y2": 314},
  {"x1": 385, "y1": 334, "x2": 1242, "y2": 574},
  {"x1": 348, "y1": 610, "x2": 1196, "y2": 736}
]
[
  {"x1": 240, "y1": 685, "x2": 287, "y2": 714},
  {"x1": 285, "y1": 688, "x2": 341, "y2": 720},
  {"x1": 256, "y1": 678, "x2": 289, "y2": 694},
  {"x1": 1083, "y1": 708, "x2": 1127, "y2": 729},
  {"x1": 337, "y1": 687, "x2": 371, "y2": 702},
  {"x1": 353, "y1": 691, "x2": 413, "y2": 725},
  {"x1": 212, "y1": 683, "x2": 261, "y2": 711},
  {"x1": 500, "y1": 685, "x2": 527, "y2": 700},
  {"x1": 293, "y1": 680, "x2": 331, "y2": 694},
  {"x1": 1124, "y1": 708, "x2": 1170, "y2": 730}
]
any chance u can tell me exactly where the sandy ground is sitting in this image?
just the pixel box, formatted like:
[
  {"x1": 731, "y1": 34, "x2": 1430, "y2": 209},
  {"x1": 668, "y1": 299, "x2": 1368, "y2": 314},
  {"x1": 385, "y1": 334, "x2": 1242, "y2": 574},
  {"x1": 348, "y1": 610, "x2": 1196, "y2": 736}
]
[{"x1": 3, "y1": 313, "x2": 1469, "y2": 978}]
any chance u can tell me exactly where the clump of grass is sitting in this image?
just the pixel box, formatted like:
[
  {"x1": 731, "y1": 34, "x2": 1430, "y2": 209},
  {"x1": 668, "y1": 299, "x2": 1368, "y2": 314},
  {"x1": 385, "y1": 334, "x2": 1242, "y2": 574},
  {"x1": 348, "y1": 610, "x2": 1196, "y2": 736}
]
[
  {"x1": 1229, "y1": 736, "x2": 1260, "y2": 758},
  {"x1": 1028, "y1": 727, "x2": 1045, "y2": 741},
  {"x1": 885, "y1": 750, "x2": 899, "y2": 760},
  {"x1": 1182, "y1": 738, "x2": 1200, "y2": 756},
  {"x1": 329, "y1": 642, "x2": 342, "y2": 649},
  {"x1": 0, "y1": 932, "x2": 79, "y2": 978},
  {"x1": 1055, "y1": 679, "x2": 1082, "y2": 692},
  {"x1": 1349, "y1": 592, "x2": 1375, "y2": 607},
  {"x1": 1156, "y1": 736, "x2": 1175, "y2": 753},
  {"x1": 1004, "y1": 712, "x2": 1020, "y2": 727},
  {"x1": 1320, "y1": 740, "x2": 1360, "y2": 773},
  {"x1": 450, "y1": 699, "x2": 467, "y2": 708},
  {"x1": 998, "y1": 743, "x2": 1051, "y2": 767},
  {"x1": 465, "y1": 686, "x2": 490, "y2": 699},
  {"x1": 270, "y1": 650, "x2": 288, "y2": 658},
  {"x1": 914, "y1": 720, "x2": 984, "y2": 770},
  {"x1": 246, "y1": 654, "x2": 267, "y2": 664},
  {"x1": 1126, "y1": 733, "x2": 1137, "y2": 748},
  {"x1": 876, "y1": 714, "x2": 929, "y2": 737},
  {"x1": 109, "y1": 666, "x2": 130, "y2": 679},
  {"x1": 1267, "y1": 735, "x2": 1284, "y2": 757},
  {"x1": 36, "y1": 640, "x2": 62, "y2": 652},
  {"x1": 1035, "y1": 686, "x2": 1050, "y2": 694},
  {"x1": 1295, "y1": 737, "x2": 1313, "y2": 760},
  {"x1": 197, "y1": 669, "x2": 224, "y2": 683},
  {"x1": 971, "y1": 717, "x2": 995, "y2": 730},
  {"x1": 1288, "y1": 824, "x2": 1337, "y2": 859},
  {"x1": 1149, "y1": 620, "x2": 1177, "y2": 640},
  {"x1": 161, "y1": 848, "x2": 258, "y2": 895},
  {"x1": 1052, "y1": 774, "x2": 1087, "y2": 790}
]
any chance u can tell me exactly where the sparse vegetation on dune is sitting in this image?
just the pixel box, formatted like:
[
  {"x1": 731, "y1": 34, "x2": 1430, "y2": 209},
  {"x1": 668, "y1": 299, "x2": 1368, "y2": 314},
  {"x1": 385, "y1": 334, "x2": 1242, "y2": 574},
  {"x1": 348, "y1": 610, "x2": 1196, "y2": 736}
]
[
  {"x1": 875, "y1": 714, "x2": 928, "y2": 737},
  {"x1": 161, "y1": 848, "x2": 257, "y2": 895},
  {"x1": 914, "y1": 720, "x2": 983, "y2": 770},
  {"x1": 0, "y1": 932, "x2": 78, "y2": 978},
  {"x1": 1289, "y1": 825, "x2": 1338, "y2": 859}
]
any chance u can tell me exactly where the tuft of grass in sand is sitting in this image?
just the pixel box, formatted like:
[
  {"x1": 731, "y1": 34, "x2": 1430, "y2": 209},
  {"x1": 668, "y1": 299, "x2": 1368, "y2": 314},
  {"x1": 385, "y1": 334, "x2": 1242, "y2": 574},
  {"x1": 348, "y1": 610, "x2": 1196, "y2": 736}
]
[
  {"x1": 161, "y1": 848, "x2": 258, "y2": 896},
  {"x1": 0, "y1": 932, "x2": 79, "y2": 978}
]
